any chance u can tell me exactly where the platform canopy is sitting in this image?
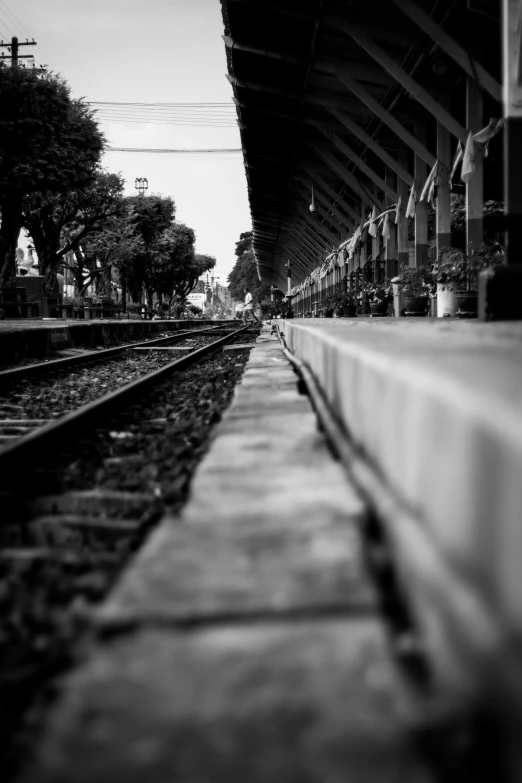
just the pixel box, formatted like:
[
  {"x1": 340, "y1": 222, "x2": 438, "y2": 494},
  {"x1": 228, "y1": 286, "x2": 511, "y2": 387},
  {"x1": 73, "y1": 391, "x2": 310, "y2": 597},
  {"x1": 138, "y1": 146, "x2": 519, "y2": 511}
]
[{"x1": 220, "y1": 0, "x2": 502, "y2": 289}]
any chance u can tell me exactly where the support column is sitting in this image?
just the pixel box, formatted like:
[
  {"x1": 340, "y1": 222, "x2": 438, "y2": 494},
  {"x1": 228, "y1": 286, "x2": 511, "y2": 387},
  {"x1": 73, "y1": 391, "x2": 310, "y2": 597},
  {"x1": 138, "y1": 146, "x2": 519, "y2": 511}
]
[
  {"x1": 466, "y1": 78, "x2": 484, "y2": 249},
  {"x1": 371, "y1": 187, "x2": 380, "y2": 280},
  {"x1": 360, "y1": 202, "x2": 367, "y2": 310},
  {"x1": 414, "y1": 125, "x2": 429, "y2": 266},
  {"x1": 436, "y1": 120, "x2": 452, "y2": 254},
  {"x1": 479, "y1": 0, "x2": 522, "y2": 320},
  {"x1": 397, "y1": 149, "x2": 410, "y2": 269},
  {"x1": 384, "y1": 168, "x2": 398, "y2": 280}
]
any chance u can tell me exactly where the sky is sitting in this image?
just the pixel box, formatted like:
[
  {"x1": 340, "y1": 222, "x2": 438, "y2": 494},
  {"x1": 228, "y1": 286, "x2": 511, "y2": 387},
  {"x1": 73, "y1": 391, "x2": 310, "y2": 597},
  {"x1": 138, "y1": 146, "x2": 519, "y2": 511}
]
[{"x1": 3, "y1": 0, "x2": 250, "y2": 285}]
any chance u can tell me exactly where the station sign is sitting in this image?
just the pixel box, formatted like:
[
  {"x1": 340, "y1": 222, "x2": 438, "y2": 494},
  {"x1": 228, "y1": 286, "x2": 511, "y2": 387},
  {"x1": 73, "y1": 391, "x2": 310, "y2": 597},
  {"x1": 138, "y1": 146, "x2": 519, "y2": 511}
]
[{"x1": 187, "y1": 293, "x2": 206, "y2": 306}]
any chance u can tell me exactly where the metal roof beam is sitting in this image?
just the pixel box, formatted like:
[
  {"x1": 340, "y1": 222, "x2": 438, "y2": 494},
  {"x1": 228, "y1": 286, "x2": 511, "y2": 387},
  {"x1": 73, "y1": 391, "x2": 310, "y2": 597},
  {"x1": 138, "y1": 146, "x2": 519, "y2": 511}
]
[
  {"x1": 293, "y1": 184, "x2": 354, "y2": 232},
  {"x1": 335, "y1": 68, "x2": 436, "y2": 167},
  {"x1": 326, "y1": 106, "x2": 414, "y2": 187},
  {"x1": 283, "y1": 228, "x2": 322, "y2": 265},
  {"x1": 225, "y1": 0, "x2": 316, "y2": 22},
  {"x1": 295, "y1": 207, "x2": 340, "y2": 246},
  {"x1": 287, "y1": 219, "x2": 328, "y2": 255},
  {"x1": 296, "y1": 193, "x2": 347, "y2": 236},
  {"x1": 312, "y1": 123, "x2": 398, "y2": 201},
  {"x1": 390, "y1": 0, "x2": 501, "y2": 102},
  {"x1": 311, "y1": 173, "x2": 361, "y2": 223},
  {"x1": 344, "y1": 29, "x2": 468, "y2": 143},
  {"x1": 304, "y1": 186, "x2": 355, "y2": 230},
  {"x1": 311, "y1": 145, "x2": 385, "y2": 212}
]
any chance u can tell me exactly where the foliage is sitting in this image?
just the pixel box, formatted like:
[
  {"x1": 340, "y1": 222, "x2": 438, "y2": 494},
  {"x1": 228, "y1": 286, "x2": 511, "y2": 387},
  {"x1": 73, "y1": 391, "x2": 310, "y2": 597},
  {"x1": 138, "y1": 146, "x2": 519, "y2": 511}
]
[
  {"x1": 187, "y1": 304, "x2": 202, "y2": 315},
  {"x1": 72, "y1": 217, "x2": 144, "y2": 296},
  {"x1": 148, "y1": 222, "x2": 196, "y2": 299},
  {"x1": 450, "y1": 196, "x2": 504, "y2": 243},
  {"x1": 0, "y1": 65, "x2": 104, "y2": 286},
  {"x1": 98, "y1": 195, "x2": 215, "y2": 310},
  {"x1": 434, "y1": 242, "x2": 504, "y2": 291},
  {"x1": 324, "y1": 290, "x2": 356, "y2": 310},
  {"x1": 360, "y1": 279, "x2": 393, "y2": 303},
  {"x1": 227, "y1": 230, "x2": 271, "y2": 303},
  {"x1": 398, "y1": 265, "x2": 434, "y2": 298},
  {"x1": 22, "y1": 170, "x2": 125, "y2": 293},
  {"x1": 126, "y1": 194, "x2": 175, "y2": 245}
]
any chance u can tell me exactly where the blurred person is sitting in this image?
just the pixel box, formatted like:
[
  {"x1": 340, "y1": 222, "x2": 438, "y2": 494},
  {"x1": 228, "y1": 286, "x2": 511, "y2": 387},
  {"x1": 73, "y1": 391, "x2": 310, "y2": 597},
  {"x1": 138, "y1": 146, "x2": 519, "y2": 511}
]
[{"x1": 243, "y1": 288, "x2": 259, "y2": 323}]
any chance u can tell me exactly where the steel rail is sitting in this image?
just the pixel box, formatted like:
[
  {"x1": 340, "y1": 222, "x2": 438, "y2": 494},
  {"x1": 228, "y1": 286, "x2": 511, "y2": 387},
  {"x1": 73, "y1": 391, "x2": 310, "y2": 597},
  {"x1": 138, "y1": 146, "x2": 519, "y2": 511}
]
[
  {"x1": 0, "y1": 324, "x2": 252, "y2": 482},
  {"x1": 0, "y1": 323, "x2": 234, "y2": 384}
]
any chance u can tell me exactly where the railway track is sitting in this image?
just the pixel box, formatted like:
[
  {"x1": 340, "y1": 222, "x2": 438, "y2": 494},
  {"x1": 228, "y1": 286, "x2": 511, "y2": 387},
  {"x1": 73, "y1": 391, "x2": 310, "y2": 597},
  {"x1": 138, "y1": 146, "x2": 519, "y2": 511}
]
[
  {"x1": 0, "y1": 321, "x2": 260, "y2": 779},
  {"x1": 0, "y1": 324, "x2": 255, "y2": 449},
  {"x1": 0, "y1": 322, "x2": 235, "y2": 383}
]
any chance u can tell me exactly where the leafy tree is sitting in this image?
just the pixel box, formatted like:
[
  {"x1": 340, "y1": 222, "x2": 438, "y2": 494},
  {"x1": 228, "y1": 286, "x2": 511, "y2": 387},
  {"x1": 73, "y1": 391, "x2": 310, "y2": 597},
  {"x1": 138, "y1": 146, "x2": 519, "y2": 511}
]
[
  {"x1": 0, "y1": 65, "x2": 104, "y2": 287},
  {"x1": 122, "y1": 194, "x2": 176, "y2": 303},
  {"x1": 67, "y1": 217, "x2": 143, "y2": 297},
  {"x1": 126, "y1": 194, "x2": 175, "y2": 245},
  {"x1": 228, "y1": 230, "x2": 271, "y2": 304},
  {"x1": 22, "y1": 171, "x2": 125, "y2": 293},
  {"x1": 145, "y1": 222, "x2": 195, "y2": 304}
]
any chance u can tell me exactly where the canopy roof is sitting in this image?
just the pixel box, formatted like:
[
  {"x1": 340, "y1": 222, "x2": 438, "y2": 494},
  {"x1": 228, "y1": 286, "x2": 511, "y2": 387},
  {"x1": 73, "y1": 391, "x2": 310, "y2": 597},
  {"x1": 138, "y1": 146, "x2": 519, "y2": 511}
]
[{"x1": 220, "y1": 0, "x2": 502, "y2": 287}]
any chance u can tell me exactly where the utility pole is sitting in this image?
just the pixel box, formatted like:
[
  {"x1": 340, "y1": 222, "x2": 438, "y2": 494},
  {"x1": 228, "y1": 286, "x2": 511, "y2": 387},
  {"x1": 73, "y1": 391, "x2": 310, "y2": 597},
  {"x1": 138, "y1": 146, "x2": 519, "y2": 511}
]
[{"x1": 0, "y1": 37, "x2": 37, "y2": 67}]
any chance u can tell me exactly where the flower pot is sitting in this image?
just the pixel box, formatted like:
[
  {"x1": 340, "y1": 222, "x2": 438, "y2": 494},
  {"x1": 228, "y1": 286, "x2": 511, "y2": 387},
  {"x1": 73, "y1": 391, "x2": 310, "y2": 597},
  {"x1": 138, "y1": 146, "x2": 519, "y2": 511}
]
[
  {"x1": 404, "y1": 296, "x2": 429, "y2": 316},
  {"x1": 437, "y1": 284, "x2": 457, "y2": 317},
  {"x1": 342, "y1": 304, "x2": 357, "y2": 317},
  {"x1": 370, "y1": 301, "x2": 388, "y2": 315},
  {"x1": 430, "y1": 296, "x2": 437, "y2": 317},
  {"x1": 333, "y1": 308, "x2": 344, "y2": 318},
  {"x1": 324, "y1": 308, "x2": 334, "y2": 318},
  {"x1": 455, "y1": 291, "x2": 478, "y2": 318}
]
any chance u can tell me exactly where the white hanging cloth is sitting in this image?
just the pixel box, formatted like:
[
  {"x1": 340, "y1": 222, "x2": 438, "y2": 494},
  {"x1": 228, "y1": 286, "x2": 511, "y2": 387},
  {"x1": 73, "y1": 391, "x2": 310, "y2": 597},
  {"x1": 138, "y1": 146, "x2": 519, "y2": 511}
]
[
  {"x1": 461, "y1": 131, "x2": 475, "y2": 184},
  {"x1": 405, "y1": 185, "x2": 416, "y2": 218},
  {"x1": 450, "y1": 141, "x2": 463, "y2": 184},
  {"x1": 473, "y1": 118, "x2": 504, "y2": 157},
  {"x1": 394, "y1": 196, "x2": 401, "y2": 224},
  {"x1": 382, "y1": 211, "x2": 391, "y2": 240},
  {"x1": 368, "y1": 206, "x2": 378, "y2": 238},
  {"x1": 419, "y1": 161, "x2": 438, "y2": 207}
]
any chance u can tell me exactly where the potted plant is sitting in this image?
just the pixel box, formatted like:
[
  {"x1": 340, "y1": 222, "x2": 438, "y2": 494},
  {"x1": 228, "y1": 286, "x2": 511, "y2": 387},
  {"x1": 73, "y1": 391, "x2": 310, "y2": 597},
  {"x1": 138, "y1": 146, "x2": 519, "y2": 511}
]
[
  {"x1": 329, "y1": 291, "x2": 348, "y2": 317},
  {"x1": 322, "y1": 295, "x2": 334, "y2": 318},
  {"x1": 364, "y1": 279, "x2": 393, "y2": 316},
  {"x1": 398, "y1": 265, "x2": 433, "y2": 316},
  {"x1": 435, "y1": 244, "x2": 504, "y2": 318},
  {"x1": 341, "y1": 291, "x2": 358, "y2": 317}
]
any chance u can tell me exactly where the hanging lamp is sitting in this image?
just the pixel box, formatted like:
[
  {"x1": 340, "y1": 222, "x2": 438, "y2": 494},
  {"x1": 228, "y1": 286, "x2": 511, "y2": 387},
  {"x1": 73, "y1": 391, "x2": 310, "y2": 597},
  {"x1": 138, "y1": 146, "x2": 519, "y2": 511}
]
[{"x1": 309, "y1": 183, "x2": 317, "y2": 213}]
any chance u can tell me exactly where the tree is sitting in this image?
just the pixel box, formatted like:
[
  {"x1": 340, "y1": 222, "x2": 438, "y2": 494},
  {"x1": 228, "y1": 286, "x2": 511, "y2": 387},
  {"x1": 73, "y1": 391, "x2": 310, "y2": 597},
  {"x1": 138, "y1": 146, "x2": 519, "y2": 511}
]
[
  {"x1": 144, "y1": 230, "x2": 216, "y2": 314},
  {"x1": 0, "y1": 66, "x2": 104, "y2": 287},
  {"x1": 123, "y1": 194, "x2": 176, "y2": 303},
  {"x1": 228, "y1": 230, "x2": 271, "y2": 304},
  {"x1": 145, "y1": 222, "x2": 196, "y2": 304},
  {"x1": 126, "y1": 194, "x2": 175, "y2": 246},
  {"x1": 68, "y1": 217, "x2": 143, "y2": 297},
  {"x1": 22, "y1": 170, "x2": 125, "y2": 293}
]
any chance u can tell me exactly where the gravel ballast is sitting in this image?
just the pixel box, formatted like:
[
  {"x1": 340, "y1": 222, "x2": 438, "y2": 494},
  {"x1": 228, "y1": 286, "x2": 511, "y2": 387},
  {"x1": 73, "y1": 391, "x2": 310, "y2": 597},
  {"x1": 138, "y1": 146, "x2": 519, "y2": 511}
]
[{"x1": 0, "y1": 338, "x2": 260, "y2": 781}]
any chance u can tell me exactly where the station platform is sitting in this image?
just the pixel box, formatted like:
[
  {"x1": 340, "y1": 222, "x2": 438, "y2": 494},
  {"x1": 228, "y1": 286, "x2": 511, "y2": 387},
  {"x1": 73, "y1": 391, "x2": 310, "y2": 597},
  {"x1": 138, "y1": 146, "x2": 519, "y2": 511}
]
[
  {"x1": 21, "y1": 323, "x2": 431, "y2": 783},
  {"x1": 278, "y1": 317, "x2": 522, "y2": 716},
  {"x1": 0, "y1": 318, "x2": 227, "y2": 366}
]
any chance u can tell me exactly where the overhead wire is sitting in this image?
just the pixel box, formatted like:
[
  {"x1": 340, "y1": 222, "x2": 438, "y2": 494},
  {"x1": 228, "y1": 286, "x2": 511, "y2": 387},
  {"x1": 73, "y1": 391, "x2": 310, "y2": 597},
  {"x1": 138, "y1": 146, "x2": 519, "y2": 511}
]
[
  {"x1": 107, "y1": 147, "x2": 242, "y2": 154},
  {"x1": 92, "y1": 101, "x2": 238, "y2": 129}
]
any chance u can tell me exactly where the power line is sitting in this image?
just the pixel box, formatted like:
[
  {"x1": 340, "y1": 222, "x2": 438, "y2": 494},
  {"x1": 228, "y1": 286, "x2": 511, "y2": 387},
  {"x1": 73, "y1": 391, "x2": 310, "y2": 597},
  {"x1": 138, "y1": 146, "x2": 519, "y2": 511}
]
[
  {"x1": 90, "y1": 101, "x2": 234, "y2": 107},
  {"x1": 106, "y1": 147, "x2": 242, "y2": 154}
]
